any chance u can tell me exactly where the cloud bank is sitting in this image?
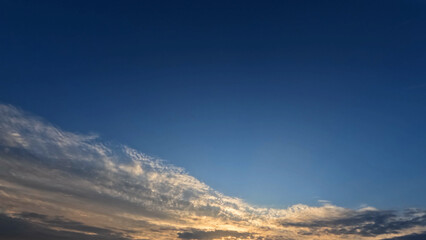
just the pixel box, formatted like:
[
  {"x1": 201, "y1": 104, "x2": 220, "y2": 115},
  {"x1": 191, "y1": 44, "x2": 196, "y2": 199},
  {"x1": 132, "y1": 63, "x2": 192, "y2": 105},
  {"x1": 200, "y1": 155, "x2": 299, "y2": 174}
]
[{"x1": 0, "y1": 104, "x2": 425, "y2": 240}]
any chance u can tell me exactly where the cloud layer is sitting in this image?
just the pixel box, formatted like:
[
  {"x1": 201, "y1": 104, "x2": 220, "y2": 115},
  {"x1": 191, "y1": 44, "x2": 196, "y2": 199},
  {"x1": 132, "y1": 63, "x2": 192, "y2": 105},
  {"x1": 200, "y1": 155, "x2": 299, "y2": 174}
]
[{"x1": 0, "y1": 104, "x2": 425, "y2": 240}]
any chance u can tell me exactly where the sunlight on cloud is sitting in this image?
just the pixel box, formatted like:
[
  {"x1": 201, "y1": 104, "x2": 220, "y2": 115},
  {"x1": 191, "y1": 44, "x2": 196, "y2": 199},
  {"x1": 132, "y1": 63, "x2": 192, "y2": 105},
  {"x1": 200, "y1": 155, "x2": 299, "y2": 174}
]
[{"x1": 0, "y1": 104, "x2": 426, "y2": 240}]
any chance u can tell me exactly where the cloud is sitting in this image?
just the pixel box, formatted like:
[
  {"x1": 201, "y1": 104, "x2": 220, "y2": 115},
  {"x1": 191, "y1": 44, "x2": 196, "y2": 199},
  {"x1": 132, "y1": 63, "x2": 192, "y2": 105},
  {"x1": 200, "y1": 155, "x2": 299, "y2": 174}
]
[
  {"x1": 0, "y1": 103, "x2": 426, "y2": 240},
  {"x1": 0, "y1": 212, "x2": 131, "y2": 240},
  {"x1": 178, "y1": 230, "x2": 251, "y2": 239},
  {"x1": 281, "y1": 207, "x2": 426, "y2": 237},
  {"x1": 382, "y1": 232, "x2": 426, "y2": 240}
]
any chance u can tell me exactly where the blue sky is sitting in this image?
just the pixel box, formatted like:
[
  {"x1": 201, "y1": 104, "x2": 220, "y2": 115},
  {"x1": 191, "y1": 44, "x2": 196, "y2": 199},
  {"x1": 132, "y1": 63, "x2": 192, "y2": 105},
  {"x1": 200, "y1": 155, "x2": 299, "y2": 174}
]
[{"x1": 1, "y1": 0, "x2": 426, "y2": 214}]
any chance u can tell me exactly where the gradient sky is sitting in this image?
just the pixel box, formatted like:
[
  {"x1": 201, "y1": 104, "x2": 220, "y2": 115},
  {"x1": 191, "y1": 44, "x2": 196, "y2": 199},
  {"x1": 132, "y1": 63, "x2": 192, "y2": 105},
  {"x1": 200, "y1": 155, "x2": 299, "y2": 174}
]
[{"x1": 1, "y1": 0, "x2": 426, "y2": 215}]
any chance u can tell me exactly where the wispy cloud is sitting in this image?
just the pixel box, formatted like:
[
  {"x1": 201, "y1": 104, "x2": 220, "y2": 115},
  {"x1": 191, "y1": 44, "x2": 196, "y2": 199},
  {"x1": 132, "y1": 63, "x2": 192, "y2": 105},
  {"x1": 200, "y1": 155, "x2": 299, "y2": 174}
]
[{"x1": 0, "y1": 104, "x2": 425, "y2": 240}]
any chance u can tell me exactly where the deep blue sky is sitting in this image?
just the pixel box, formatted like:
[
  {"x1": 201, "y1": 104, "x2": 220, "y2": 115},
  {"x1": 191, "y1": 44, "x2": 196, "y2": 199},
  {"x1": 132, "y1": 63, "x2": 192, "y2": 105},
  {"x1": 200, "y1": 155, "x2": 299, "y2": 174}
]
[{"x1": 1, "y1": 0, "x2": 426, "y2": 209}]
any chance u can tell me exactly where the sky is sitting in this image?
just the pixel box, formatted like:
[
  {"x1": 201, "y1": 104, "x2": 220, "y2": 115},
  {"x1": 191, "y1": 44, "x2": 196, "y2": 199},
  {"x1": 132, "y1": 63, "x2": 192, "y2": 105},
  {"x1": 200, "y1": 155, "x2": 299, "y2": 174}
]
[{"x1": 1, "y1": 1, "x2": 426, "y2": 239}]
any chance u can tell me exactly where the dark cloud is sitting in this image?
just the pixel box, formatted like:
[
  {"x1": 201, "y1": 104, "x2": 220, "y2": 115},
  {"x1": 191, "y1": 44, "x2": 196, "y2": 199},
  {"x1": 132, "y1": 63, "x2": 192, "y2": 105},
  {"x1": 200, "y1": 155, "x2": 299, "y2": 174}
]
[
  {"x1": 282, "y1": 209, "x2": 426, "y2": 237},
  {"x1": 382, "y1": 232, "x2": 426, "y2": 240},
  {"x1": 0, "y1": 212, "x2": 131, "y2": 240},
  {"x1": 178, "y1": 229, "x2": 251, "y2": 239}
]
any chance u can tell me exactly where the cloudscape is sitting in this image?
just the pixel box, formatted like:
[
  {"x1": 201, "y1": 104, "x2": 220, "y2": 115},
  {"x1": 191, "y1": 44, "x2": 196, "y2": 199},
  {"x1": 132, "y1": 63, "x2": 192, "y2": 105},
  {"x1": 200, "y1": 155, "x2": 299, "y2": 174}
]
[
  {"x1": 1, "y1": 0, "x2": 426, "y2": 239},
  {"x1": 1, "y1": 105, "x2": 426, "y2": 240}
]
